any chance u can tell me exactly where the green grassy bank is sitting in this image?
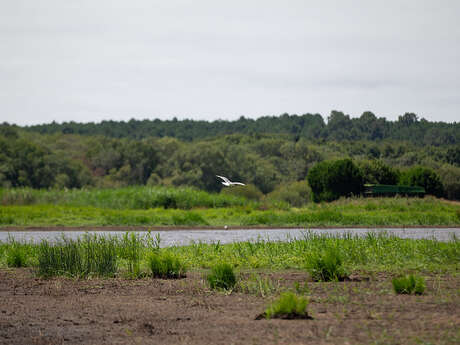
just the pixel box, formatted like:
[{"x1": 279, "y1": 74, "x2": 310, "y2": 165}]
[
  {"x1": 1, "y1": 196, "x2": 459, "y2": 227},
  {"x1": 1, "y1": 187, "x2": 459, "y2": 227}
]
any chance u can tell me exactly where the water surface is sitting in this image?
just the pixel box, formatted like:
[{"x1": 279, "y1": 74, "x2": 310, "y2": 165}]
[{"x1": 1, "y1": 228, "x2": 458, "y2": 247}]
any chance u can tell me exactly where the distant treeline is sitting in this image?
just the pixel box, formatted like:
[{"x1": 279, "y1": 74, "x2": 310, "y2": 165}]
[
  {"x1": 1, "y1": 111, "x2": 460, "y2": 202},
  {"x1": 22, "y1": 111, "x2": 460, "y2": 145}
]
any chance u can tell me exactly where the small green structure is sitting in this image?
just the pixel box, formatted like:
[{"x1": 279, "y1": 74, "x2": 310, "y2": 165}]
[{"x1": 364, "y1": 184, "x2": 425, "y2": 197}]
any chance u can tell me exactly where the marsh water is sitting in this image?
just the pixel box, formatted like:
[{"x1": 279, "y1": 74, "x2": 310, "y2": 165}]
[{"x1": 1, "y1": 228, "x2": 459, "y2": 247}]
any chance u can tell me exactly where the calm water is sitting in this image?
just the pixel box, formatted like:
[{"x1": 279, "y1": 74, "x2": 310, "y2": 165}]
[{"x1": 0, "y1": 228, "x2": 459, "y2": 247}]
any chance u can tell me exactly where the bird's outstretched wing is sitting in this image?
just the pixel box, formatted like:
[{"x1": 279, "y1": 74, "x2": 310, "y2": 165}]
[
  {"x1": 232, "y1": 182, "x2": 245, "y2": 186},
  {"x1": 216, "y1": 175, "x2": 230, "y2": 183}
]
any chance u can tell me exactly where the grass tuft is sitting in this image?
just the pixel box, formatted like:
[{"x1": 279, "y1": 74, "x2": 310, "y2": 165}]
[
  {"x1": 6, "y1": 245, "x2": 28, "y2": 268},
  {"x1": 207, "y1": 263, "x2": 237, "y2": 290},
  {"x1": 263, "y1": 292, "x2": 311, "y2": 319},
  {"x1": 148, "y1": 251, "x2": 187, "y2": 279},
  {"x1": 305, "y1": 246, "x2": 348, "y2": 281},
  {"x1": 392, "y1": 274, "x2": 426, "y2": 295}
]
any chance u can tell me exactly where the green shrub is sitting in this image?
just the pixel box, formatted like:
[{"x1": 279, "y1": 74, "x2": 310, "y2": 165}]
[
  {"x1": 399, "y1": 166, "x2": 444, "y2": 197},
  {"x1": 358, "y1": 159, "x2": 399, "y2": 185},
  {"x1": 305, "y1": 247, "x2": 348, "y2": 281},
  {"x1": 148, "y1": 252, "x2": 187, "y2": 279},
  {"x1": 266, "y1": 181, "x2": 311, "y2": 207},
  {"x1": 307, "y1": 159, "x2": 363, "y2": 202},
  {"x1": 6, "y1": 245, "x2": 28, "y2": 267},
  {"x1": 392, "y1": 274, "x2": 425, "y2": 295},
  {"x1": 438, "y1": 164, "x2": 460, "y2": 200},
  {"x1": 207, "y1": 263, "x2": 237, "y2": 290},
  {"x1": 264, "y1": 292, "x2": 310, "y2": 319}
]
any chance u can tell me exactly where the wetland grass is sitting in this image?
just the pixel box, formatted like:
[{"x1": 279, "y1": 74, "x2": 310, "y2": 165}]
[
  {"x1": 148, "y1": 252, "x2": 187, "y2": 279},
  {"x1": 0, "y1": 186, "x2": 249, "y2": 210},
  {"x1": 1, "y1": 194, "x2": 459, "y2": 227},
  {"x1": 262, "y1": 292, "x2": 311, "y2": 320},
  {"x1": 207, "y1": 263, "x2": 237, "y2": 290},
  {"x1": 37, "y1": 235, "x2": 118, "y2": 278},
  {"x1": 118, "y1": 232, "x2": 143, "y2": 277},
  {"x1": 392, "y1": 274, "x2": 426, "y2": 295},
  {"x1": 6, "y1": 243, "x2": 29, "y2": 268},
  {"x1": 305, "y1": 246, "x2": 349, "y2": 281},
  {"x1": 0, "y1": 232, "x2": 458, "y2": 278}
]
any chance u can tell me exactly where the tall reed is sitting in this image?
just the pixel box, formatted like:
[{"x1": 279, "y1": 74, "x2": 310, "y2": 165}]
[
  {"x1": 2, "y1": 231, "x2": 458, "y2": 277},
  {"x1": 37, "y1": 235, "x2": 117, "y2": 278},
  {"x1": 0, "y1": 186, "x2": 250, "y2": 210}
]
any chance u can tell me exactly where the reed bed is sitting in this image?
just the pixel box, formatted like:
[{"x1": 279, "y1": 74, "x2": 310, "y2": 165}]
[
  {"x1": 0, "y1": 232, "x2": 458, "y2": 277},
  {"x1": 1, "y1": 186, "x2": 459, "y2": 227},
  {"x1": 171, "y1": 231, "x2": 460, "y2": 272},
  {"x1": 0, "y1": 186, "x2": 249, "y2": 210}
]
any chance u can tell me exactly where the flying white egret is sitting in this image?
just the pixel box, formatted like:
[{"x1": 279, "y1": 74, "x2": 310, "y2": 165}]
[{"x1": 216, "y1": 175, "x2": 245, "y2": 186}]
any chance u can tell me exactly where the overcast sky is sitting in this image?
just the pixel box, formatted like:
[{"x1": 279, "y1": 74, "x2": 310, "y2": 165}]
[{"x1": 1, "y1": 0, "x2": 459, "y2": 126}]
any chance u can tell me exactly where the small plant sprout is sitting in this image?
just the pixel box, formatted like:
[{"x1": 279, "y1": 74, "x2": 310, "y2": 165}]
[
  {"x1": 392, "y1": 274, "x2": 426, "y2": 295},
  {"x1": 261, "y1": 292, "x2": 312, "y2": 320},
  {"x1": 207, "y1": 263, "x2": 237, "y2": 290},
  {"x1": 294, "y1": 281, "x2": 310, "y2": 295}
]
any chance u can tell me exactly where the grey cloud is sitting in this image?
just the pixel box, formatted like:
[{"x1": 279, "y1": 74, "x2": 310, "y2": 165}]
[{"x1": 0, "y1": 0, "x2": 459, "y2": 125}]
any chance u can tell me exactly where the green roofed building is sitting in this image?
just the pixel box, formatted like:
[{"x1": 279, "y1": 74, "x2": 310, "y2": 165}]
[{"x1": 364, "y1": 184, "x2": 425, "y2": 197}]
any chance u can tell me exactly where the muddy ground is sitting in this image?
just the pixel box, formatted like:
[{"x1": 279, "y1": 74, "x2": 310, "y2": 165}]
[{"x1": 0, "y1": 269, "x2": 459, "y2": 345}]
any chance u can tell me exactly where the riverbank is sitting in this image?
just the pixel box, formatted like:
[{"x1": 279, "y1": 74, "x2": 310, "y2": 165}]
[
  {"x1": 1, "y1": 197, "x2": 460, "y2": 228},
  {"x1": 1, "y1": 232, "x2": 458, "y2": 344},
  {"x1": 3, "y1": 224, "x2": 460, "y2": 232},
  {"x1": 1, "y1": 268, "x2": 458, "y2": 345}
]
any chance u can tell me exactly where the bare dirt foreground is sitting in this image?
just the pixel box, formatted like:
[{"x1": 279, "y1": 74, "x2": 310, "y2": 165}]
[{"x1": 1, "y1": 269, "x2": 459, "y2": 345}]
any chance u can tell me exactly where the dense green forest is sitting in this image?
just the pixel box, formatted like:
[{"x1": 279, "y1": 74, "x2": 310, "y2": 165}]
[
  {"x1": 1, "y1": 111, "x2": 459, "y2": 201},
  {"x1": 22, "y1": 111, "x2": 460, "y2": 145}
]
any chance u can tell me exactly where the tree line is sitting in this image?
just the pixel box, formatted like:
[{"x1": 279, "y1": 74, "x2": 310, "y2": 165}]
[
  {"x1": 1, "y1": 114, "x2": 459, "y2": 202},
  {"x1": 20, "y1": 111, "x2": 460, "y2": 146}
]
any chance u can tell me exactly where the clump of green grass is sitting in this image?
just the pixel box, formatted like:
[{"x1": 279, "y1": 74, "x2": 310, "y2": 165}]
[
  {"x1": 207, "y1": 263, "x2": 237, "y2": 290},
  {"x1": 81, "y1": 234, "x2": 118, "y2": 277},
  {"x1": 37, "y1": 235, "x2": 117, "y2": 278},
  {"x1": 263, "y1": 292, "x2": 311, "y2": 320},
  {"x1": 392, "y1": 274, "x2": 426, "y2": 295},
  {"x1": 6, "y1": 245, "x2": 29, "y2": 268},
  {"x1": 305, "y1": 246, "x2": 348, "y2": 281},
  {"x1": 118, "y1": 232, "x2": 142, "y2": 277},
  {"x1": 37, "y1": 240, "x2": 82, "y2": 277},
  {"x1": 148, "y1": 251, "x2": 187, "y2": 279}
]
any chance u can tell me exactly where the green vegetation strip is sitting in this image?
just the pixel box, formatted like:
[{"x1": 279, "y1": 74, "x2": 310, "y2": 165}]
[
  {"x1": 0, "y1": 186, "x2": 249, "y2": 210},
  {"x1": 1, "y1": 232, "x2": 458, "y2": 277},
  {"x1": 1, "y1": 196, "x2": 459, "y2": 227}
]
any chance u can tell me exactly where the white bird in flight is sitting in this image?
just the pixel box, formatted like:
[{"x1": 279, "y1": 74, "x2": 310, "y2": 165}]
[{"x1": 216, "y1": 175, "x2": 245, "y2": 186}]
